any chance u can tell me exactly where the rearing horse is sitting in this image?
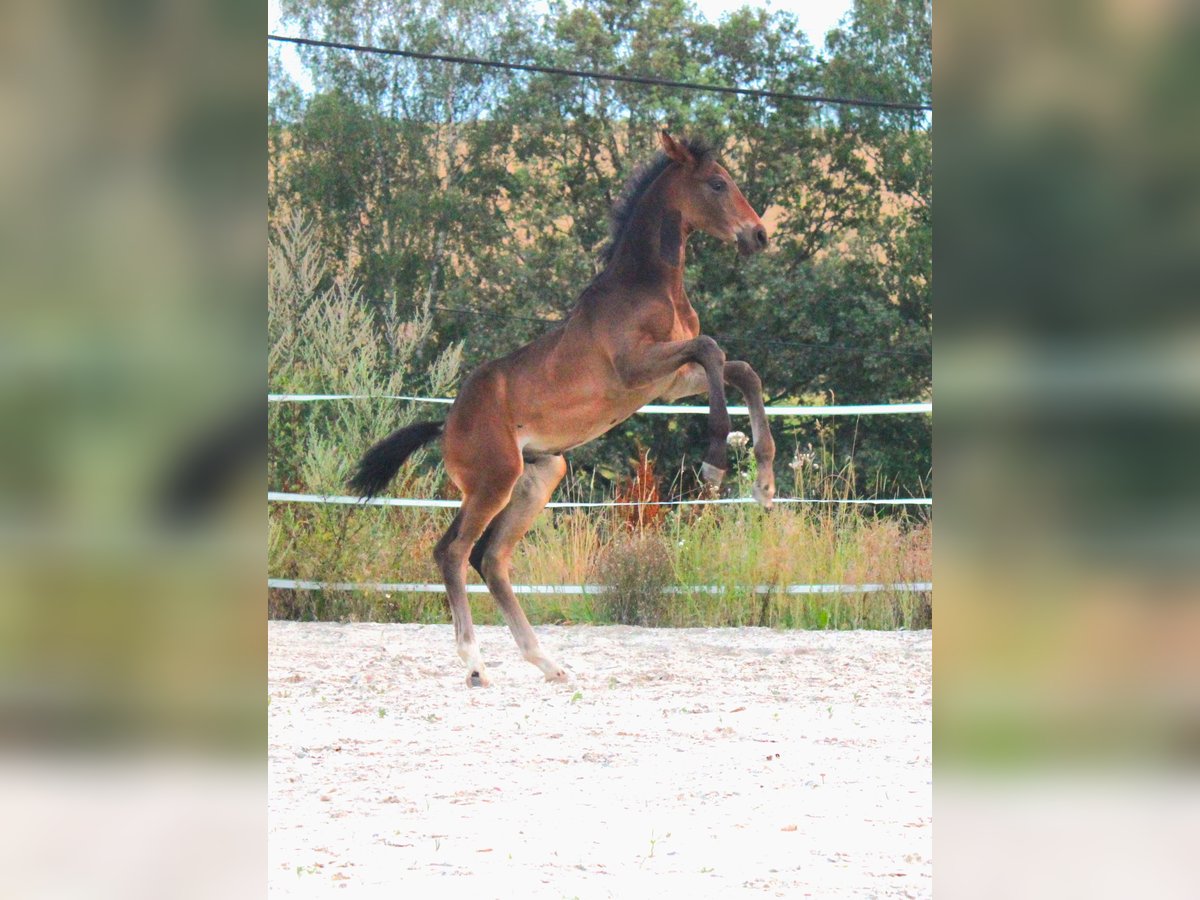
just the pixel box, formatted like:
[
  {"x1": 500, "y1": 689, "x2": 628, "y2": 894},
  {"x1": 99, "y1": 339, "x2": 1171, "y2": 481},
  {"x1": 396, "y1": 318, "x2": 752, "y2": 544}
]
[{"x1": 350, "y1": 131, "x2": 776, "y2": 686}]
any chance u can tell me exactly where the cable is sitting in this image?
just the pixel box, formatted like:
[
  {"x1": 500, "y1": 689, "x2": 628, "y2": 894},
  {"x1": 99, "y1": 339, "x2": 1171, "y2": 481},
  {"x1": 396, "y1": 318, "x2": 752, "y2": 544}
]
[
  {"x1": 266, "y1": 394, "x2": 932, "y2": 416},
  {"x1": 432, "y1": 304, "x2": 558, "y2": 325},
  {"x1": 268, "y1": 34, "x2": 933, "y2": 113},
  {"x1": 716, "y1": 332, "x2": 930, "y2": 359}
]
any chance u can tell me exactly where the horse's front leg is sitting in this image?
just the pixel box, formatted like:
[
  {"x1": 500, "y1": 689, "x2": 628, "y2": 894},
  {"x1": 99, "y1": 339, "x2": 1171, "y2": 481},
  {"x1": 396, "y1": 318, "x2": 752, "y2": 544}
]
[
  {"x1": 613, "y1": 335, "x2": 730, "y2": 485},
  {"x1": 723, "y1": 361, "x2": 776, "y2": 509},
  {"x1": 657, "y1": 360, "x2": 777, "y2": 509}
]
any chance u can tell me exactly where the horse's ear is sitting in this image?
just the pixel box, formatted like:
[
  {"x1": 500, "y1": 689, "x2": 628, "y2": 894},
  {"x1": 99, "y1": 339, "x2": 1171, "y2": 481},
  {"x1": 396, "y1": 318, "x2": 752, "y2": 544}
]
[{"x1": 660, "y1": 130, "x2": 694, "y2": 166}]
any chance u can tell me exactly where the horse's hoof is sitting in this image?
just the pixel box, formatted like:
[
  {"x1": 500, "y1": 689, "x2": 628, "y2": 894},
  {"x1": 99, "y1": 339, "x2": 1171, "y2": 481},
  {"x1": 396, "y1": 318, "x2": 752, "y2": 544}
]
[
  {"x1": 700, "y1": 462, "x2": 726, "y2": 487},
  {"x1": 753, "y1": 482, "x2": 775, "y2": 511},
  {"x1": 467, "y1": 670, "x2": 492, "y2": 688}
]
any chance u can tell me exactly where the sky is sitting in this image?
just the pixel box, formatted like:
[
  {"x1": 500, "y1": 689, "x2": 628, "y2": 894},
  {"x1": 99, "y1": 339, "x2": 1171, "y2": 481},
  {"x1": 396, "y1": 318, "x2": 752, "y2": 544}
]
[{"x1": 268, "y1": 0, "x2": 856, "y2": 95}]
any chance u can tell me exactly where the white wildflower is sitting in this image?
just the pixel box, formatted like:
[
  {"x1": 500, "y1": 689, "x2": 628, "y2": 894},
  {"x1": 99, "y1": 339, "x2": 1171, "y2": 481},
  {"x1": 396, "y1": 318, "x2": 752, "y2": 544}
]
[
  {"x1": 726, "y1": 430, "x2": 749, "y2": 449},
  {"x1": 790, "y1": 443, "x2": 818, "y2": 471}
]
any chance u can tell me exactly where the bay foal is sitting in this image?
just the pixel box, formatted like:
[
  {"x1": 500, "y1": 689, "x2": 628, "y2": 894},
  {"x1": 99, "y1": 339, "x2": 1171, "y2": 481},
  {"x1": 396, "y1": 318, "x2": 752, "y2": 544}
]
[{"x1": 350, "y1": 131, "x2": 776, "y2": 686}]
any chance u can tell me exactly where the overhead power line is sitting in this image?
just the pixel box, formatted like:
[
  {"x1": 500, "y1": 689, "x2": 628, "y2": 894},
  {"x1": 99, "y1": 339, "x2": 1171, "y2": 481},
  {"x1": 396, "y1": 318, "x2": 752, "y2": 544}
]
[{"x1": 268, "y1": 34, "x2": 933, "y2": 113}]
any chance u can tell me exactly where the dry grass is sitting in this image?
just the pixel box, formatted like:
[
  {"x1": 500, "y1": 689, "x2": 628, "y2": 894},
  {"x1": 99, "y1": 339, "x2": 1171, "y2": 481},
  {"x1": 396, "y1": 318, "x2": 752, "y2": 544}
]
[{"x1": 268, "y1": 502, "x2": 932, "y2": 630}]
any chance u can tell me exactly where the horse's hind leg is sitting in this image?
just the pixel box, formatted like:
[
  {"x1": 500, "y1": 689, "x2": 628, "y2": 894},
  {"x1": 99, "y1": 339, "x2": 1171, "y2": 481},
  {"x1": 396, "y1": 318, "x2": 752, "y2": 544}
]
[
  {"x1": 470, "y1": 454, "x2": 569, "y2": 683},
  {"x1": 433, "y1": 470, "x2": 520, "y2": 687}
]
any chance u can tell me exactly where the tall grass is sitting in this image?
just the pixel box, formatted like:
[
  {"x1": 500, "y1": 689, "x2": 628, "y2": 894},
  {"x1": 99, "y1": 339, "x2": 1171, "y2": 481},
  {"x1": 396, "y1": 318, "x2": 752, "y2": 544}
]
[
  {"x1": 268, "y1": 501, "x2": 931, "y2": 629},
  {"x1": 268, "y1": 219, "x2": 932, "y2": 629},
  {"x1": 268, "y1": 213, "x2": 462, "y2": 498}
]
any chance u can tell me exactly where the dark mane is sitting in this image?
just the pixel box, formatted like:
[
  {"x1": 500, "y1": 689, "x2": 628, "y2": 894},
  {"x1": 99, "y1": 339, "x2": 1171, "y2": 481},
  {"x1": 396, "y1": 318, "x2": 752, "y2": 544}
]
[{"x1": 598, "y1": 137, "x2": 715, "y2": 266}]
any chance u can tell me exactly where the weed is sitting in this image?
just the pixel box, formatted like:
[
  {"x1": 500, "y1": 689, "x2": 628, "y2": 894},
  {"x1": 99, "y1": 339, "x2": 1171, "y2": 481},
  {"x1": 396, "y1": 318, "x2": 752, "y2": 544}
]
[
  {"x1": 643, "y1": 830, "x2": 670, "y2": 864},
  {"x1": 594, "y1": 531, "x2": 673, "y2": 626}
]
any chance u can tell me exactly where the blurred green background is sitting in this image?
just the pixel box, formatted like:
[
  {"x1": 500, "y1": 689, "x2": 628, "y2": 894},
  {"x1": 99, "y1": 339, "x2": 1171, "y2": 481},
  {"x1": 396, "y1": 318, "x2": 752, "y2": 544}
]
[
  {"x1": 937, "y1": 0, "x2": 1200, "y2": 893},
  {"x1": 1, "y1": 0, "x2": 1198, "y2": 895},
  {"x1": 1, "y1": 1, "x2": 263, "y2": 895}
]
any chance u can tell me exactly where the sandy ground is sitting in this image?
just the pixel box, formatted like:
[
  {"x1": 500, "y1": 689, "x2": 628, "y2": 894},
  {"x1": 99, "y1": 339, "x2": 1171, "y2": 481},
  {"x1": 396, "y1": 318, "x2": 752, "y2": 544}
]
[{"x1": 269, "y1": 622, "x2": 931, "y2": 898}]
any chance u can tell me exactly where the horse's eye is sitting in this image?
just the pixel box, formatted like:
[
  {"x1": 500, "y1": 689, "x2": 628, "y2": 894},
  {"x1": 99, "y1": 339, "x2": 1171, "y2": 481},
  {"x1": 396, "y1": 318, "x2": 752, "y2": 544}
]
[{"x1": 708, "y1": 178, "x2": 726, "y2": 192}]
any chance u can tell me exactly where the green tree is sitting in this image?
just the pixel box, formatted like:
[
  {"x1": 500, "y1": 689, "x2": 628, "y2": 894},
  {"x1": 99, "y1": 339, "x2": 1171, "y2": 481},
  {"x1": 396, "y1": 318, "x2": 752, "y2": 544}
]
[{"x1": 268, "y1": 0, "x2": 932, "y2": 499}]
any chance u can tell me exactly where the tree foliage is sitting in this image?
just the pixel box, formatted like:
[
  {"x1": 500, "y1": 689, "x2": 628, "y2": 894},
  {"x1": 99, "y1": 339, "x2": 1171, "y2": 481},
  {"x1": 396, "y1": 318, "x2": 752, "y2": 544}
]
[{"x1": 268, "y1": 0, "x2": 932, "y2": 499}]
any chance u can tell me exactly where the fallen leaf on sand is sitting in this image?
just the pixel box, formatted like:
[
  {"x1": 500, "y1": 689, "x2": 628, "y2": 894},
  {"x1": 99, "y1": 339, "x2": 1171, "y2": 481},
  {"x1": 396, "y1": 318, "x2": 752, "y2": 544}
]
[{"x1": 781, "y1": 824, "x2": 797, "y2": 832}]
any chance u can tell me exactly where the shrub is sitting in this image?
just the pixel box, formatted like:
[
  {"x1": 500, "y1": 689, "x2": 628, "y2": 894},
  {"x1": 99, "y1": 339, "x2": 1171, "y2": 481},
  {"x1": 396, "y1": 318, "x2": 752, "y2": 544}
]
[{"x1": 594, "y1": 531, "x2": 674, "y2": 626}]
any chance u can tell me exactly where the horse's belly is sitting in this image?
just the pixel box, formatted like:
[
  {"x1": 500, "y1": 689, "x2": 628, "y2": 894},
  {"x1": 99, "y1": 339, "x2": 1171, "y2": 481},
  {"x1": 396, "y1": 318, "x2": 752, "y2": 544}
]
[
  {"x1": 518, "y1": 392, "x2": 652, "y2": 455},
  {"x1": 514, "y1": 364, "x2": 699, "y2": 455}
]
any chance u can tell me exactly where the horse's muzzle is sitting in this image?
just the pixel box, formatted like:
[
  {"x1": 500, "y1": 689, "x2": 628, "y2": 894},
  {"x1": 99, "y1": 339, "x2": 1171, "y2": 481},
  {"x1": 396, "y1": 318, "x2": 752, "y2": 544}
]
[{"x1": 736, "y1": 225, "x2": 769, "y2": 257}]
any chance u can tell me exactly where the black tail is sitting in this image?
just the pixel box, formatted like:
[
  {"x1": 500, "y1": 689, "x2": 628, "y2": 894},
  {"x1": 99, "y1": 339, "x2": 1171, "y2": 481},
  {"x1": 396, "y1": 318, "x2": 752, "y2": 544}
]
[{"x1": 347, "y1": 420, "x2": 444, "y2": 498}]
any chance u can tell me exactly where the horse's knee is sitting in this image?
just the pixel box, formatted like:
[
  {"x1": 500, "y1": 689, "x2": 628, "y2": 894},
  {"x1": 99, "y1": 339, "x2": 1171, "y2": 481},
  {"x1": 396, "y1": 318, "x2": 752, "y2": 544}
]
[
  {"x1": 692, "y1": 335, "x2": 725, "y2": 367},
  {"x1": 726, "y1": 360, "x2": 761, "y2": 393}
]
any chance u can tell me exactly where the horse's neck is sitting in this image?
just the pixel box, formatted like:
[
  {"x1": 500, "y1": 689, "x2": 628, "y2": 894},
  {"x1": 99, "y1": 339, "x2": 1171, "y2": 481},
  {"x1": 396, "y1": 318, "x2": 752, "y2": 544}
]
[{"x1": 608, "y1": 189, "x2": 689, "y2": 300}]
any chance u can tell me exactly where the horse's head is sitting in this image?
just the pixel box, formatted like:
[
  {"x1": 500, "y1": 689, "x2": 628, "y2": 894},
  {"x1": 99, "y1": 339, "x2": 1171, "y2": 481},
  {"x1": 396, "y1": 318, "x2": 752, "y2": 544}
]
[{"x1": 660, "y1": 130, "x2": 768, "y2": 257}]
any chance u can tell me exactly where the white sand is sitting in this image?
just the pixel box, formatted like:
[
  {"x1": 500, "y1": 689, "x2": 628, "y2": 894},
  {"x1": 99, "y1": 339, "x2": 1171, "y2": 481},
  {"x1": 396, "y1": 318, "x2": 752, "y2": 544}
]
[{"x1": 269, "y1": 622, "x2": 931, "y2": 898}]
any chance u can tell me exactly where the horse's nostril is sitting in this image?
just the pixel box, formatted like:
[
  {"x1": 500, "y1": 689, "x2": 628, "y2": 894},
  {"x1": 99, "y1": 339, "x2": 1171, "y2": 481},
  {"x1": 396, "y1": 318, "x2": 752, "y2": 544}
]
[{"x1": 755, "y1": 227, "x2": 768, "y2": 248}]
